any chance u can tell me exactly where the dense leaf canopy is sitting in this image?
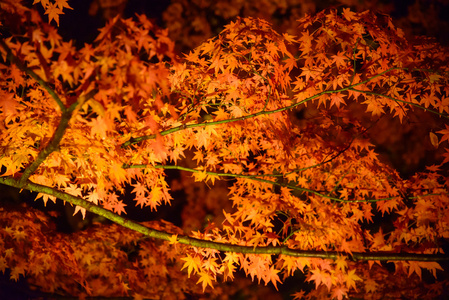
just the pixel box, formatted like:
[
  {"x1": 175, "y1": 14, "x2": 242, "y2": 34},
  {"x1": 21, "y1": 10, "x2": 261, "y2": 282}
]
[{"x1": 1, "y1": 0, "x2": 449, "y2": 299}]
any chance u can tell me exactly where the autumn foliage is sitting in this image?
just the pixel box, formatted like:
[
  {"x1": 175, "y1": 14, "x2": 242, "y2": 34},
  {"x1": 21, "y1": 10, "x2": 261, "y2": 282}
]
[{"x1": 1, "y1": 0, "x2": 449, "y2": 299}]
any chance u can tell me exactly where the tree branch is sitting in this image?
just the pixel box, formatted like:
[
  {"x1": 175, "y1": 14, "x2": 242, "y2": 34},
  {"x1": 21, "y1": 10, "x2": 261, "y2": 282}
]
[
  {"x1": 0, "y1": 177, "x2": 449, "y2": 261},
  {"x1": 123, "y1": 164, "x2": 442, "y2": 204},
  {"x1": 18, "y1": 89, "x2": 98, "y2": 186},
  {"x1": 0, "y1": 38, "x2": 99, "y2": 186},
  {"x1": 123, "y1": 67, "x2": 449, "y2": 148},
  {"x1": 349, "y1": 87, "x2": 449, "y2": 119},
  {"x1": 1, "y1": 176, "x2": 447, "y2": 262},
  {"x1": 0, "y1": 39, "x2": 66, "y2": 112}
]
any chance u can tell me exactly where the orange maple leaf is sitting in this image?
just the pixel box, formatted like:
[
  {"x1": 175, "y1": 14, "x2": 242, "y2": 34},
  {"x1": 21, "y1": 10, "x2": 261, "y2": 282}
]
[
  {"x1": 168, "y1": 234, "x2": 179, "y2": 245},
  {"x1": 345, "y1": 269, "x2": 362, "y2": 291},
  {"x1": 44, "y1": 3, "x2": 63, "y2": 26},
  {"x1": 197, "y1": 271, "x2": 214, "y2": 292}
]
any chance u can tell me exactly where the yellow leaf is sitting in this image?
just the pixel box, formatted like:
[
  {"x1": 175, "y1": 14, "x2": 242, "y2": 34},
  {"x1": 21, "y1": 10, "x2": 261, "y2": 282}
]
[
  {"x1": 109, "y1": 163, "x2": 128, "y2": 184},
  {"x1": 206, "y1": 173, "x2": 219, "y2": 185},
  {"x1": 249, "y1": 231, "x2": 266, "y2": 248},
  {"x1": 180, "y1": 254, "x2": 200, "y2": 278},
  {"x1": 193, "y1": 170, "x2": 207, "y2": 182},
  {"x1": 429, "y1": 132, "x2": 439, "y2": 148},
  {"x1": 168, "y1": 234, "x2": 179, "y2": 245},
  {"x1": 197, "y1": 271, "x2": 214, "y2": 292},
  {"x1": 345, "y1": 269, "x2": 362, "y2": 290},
  {"x1": 335, "y1": 256, "x2": 347, "y2": 271},
  {"x1": 87, "y1": 99, "x2": 105, "y2": 117},
  {"x1": 429, "y1": 74, "x2": 441, "y2": 83},
  {"x1": 73, "y1": 205, "x2": 86, "y2": 219}
]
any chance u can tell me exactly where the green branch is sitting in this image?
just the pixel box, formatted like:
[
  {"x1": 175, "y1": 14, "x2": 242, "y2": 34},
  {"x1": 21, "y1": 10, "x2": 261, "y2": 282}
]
[
  {"x1": 19, "y1": 110, "x2": 71, "y2": 185},
  {"x1": 121, "y1": 68, "x2": 402, "y2": 148},
  {"x1": 349, "y1": 88, "x2": 449, "y2": 119},
  {"x1": 122, "y1": 66, "x2": 449, "y2": 148},
  {"x1": 123, "y1": 164, "x2": 440, "y2": 204},
  {"x1": 18, "y1": 89, "x2": 98, "y2": 186},
  {"x1": 0, "y1": 176, "x2": 447, "y2": 262},
  {"x1": 1, "y1": 39, "x2": 97, "y2": 185}
]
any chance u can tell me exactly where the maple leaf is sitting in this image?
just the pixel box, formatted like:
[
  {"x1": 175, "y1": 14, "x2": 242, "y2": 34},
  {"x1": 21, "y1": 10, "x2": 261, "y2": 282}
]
[
  {"x1": 34, "y1": 193, "x2": 57, "y2": 206},
  {"x1": 342, "y1": 8, "x2": 358, "y2": 21},
  {"x1": 362, "y1": 96, "x2": 385, "y2": 116},
  {"x1": 81, "y1": 252, "x2": 94, "y2": 266},
  {"x1": 168, "y1": 234, "x2": 179, "y2": 245},
  {"x1": 197, "y1": 271, "x2": 214, "y2": 292},
  {"x1": 249, "y1": 231, "x2": 266, "y2": 248},
  {"x1": 150, "y1": 134, "x2": 168, "y2": 160},
  {"x1": 222, "y1": 252, "x2": 239, "y2": 280},
  {"x1": 13, "y1": 229, "x2": 27, "y2": 241},
  {"x1": 282, "y1": 33, "x2": 297, "y2": 44},
  {"x1": 193, "y1": 169, "x2": 208, "y2": 182},
  {"x1": 147, "y1": 186, "x2": 163, "y2": 211},
  {"x1": 442, "y1": 148, "x2": 449, "y2": 164},
  {"x1": 406, "y1": 261, "x2": 423, "y2": 279},
  {"x1": 345, "y1": 269, "x2": 362, "y2": 291},
  {"x1": 33, "y1": 0, "x2": 49, "y2": 7},
  {"x1": 329, "y1": 93, "x2": 346, "y2": 108},
  {"x1": 206, "y1": 173, "x2": 219, "y2": 185},
  {"x1": 112, "y1": 200, "x2": 127, "y2": 215},
  {"x1": 213, "y1": 107, "x2": 229, "y2": 120},
  {"x1": 331, "y1": 52, "x2": 348, "y2": 68},
  {"x1": 292, "y1": 290, "x2": 306, "y2": 300},
  {"x1": 131, "y1": 182, "x2": 147, "y2": 197},
  {"x1": 88, "y1": 116, "x2": 109, "y2": 139},
  {"x1": 134, "y1": 195, "x2": 148, "y2": 208},
  {"x1": 335, "y1": 256, "x2": 347, "y2": 272},
  {"x1": 421, "y1": 261, "x2": 443, "y2": 278},
  {"x1": 437, "y1": 124, "x2": 449, "y2": 144},
  {"x1": 262, "y1": 266, "x2": 281, "y2": 290},
  {"x1": 181, "y1": 254, "x2": 201, "y2": 278},
  {"x1": 364, "y1": 278, "x2": 378, "y2": 293},
  {"x1": 54, "y1": 0, "x2": 72, "y2": 10},
  {"x1": 10, "y1": 263, "x2": 26, "y2": 281},
  {"x1": 44, "y1": 3, "x2": 63, "y2": 26},
  {"x1": 332, "y1": 285, "x2": 348, "y2": 300},
  {"x1": 64, "y1": 183, "x2": 83, "y2": 197},
  {"x1": 0, "y1": 257, "x2": 7, "y2": 274},
  {"x1": 73, "y1": 205, "x2": 87, "y2": 219},
  {"x1": 283, "y1": 56, "x2": 298, "y2": 72},
  {"x1": 311, "y1": 268, "x2": 334, "y2": 291},
  {"x1": 86, "y1": 99, "x2": 105, "y2": 117},
  {"x1": 228, "y1": 105, "x2": 244, "y2": 118},
  {"x1": 0, "y1": 91, "x2": 18, "y2": 116}
]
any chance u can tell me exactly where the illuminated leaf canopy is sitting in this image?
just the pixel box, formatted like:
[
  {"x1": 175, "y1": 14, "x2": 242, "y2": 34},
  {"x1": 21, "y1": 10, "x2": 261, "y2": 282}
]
[{"x1": 0, "y1": 1, "x2": 448, "y2": 299}]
